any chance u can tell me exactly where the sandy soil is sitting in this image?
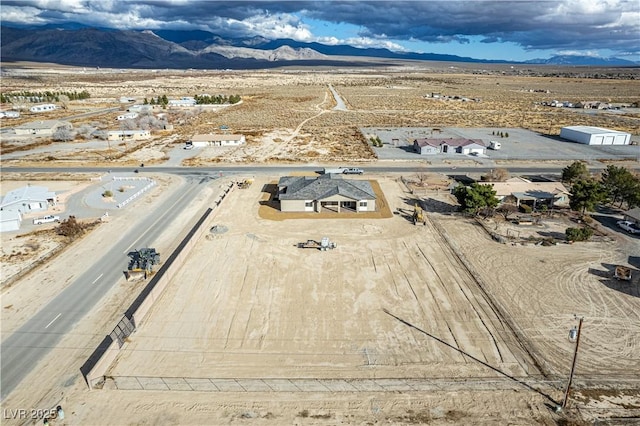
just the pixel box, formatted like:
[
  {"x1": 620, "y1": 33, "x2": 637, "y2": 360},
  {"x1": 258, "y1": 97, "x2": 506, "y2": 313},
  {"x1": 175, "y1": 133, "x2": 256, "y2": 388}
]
[{"x1": 0, "y1": 175, "x2": 627, "y2": 425}]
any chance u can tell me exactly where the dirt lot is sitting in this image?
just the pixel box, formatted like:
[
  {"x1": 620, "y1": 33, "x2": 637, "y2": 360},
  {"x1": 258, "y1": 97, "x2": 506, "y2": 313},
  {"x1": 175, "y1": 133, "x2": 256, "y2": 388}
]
[{"x1": 0, "y1": 174, "x2": 631, "y2": 425}]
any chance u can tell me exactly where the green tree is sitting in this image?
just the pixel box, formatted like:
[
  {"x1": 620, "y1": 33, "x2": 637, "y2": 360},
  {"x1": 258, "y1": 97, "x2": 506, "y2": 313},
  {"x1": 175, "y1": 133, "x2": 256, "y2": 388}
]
[
  {"x1": 561, "y1": 161, "x2": 590, "y2": 186},
  {"x1": 453, "y1": 183, "x2": 498, "y2": 215},
  {"x1": 569, "y1": 179, "x2": 606, "y2": 214},
  {"x1": 600, "y1": 165, "x2": 640, "y2": 208}
]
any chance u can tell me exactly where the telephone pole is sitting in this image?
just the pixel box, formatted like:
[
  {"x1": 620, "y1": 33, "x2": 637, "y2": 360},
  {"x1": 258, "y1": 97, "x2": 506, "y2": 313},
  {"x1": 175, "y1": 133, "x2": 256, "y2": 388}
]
[{"x1": 562, "y1": 316, "x2": 584, "y2": 409}]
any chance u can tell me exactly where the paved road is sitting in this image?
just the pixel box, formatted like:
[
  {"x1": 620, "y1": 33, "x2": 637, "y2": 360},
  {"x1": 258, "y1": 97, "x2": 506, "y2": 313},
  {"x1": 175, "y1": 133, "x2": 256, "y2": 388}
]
[
  {"x1": 0, "y1": 175, "x2": 214, "y2": 400},
  {"x1": 5, "y1": 163, "x2": 638, "y2": 177}
]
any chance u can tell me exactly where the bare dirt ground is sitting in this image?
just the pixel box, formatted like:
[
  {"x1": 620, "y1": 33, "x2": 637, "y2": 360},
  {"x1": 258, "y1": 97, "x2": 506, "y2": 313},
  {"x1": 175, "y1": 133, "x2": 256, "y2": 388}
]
[{"x1": 0, "y1": 174, "x2": 626, "y2": 425}]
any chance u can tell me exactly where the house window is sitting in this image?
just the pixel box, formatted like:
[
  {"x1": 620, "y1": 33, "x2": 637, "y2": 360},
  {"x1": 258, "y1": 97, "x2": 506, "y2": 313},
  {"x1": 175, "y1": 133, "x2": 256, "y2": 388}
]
[
  {"x1": 305, "y1": 201, "x2": 313, "y2": 207},
  {"x1": 359, "y1": 201, "x2": 368, "y2": 207}
]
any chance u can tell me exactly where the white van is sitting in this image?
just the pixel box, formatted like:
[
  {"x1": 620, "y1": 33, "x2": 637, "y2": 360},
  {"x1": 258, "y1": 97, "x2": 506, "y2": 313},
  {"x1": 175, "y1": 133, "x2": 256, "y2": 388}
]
[{"x1": 489, "y1": 141, "x2": 501, "y2": 150}]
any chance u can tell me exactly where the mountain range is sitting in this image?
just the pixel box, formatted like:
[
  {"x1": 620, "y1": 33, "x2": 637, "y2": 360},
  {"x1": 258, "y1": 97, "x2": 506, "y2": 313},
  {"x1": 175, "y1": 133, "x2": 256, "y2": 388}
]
[{"x1": 1, "y1": 24, "x2": 637, "y2": 69}]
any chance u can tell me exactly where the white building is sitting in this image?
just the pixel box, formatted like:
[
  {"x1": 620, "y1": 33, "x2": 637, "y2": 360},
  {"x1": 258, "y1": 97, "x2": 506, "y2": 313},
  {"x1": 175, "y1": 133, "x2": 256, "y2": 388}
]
[
  {"x1": 0, "y1": 210, "x2": 22, "y2": 233},
  {"x1": 0, "y1": 185, "x2": 58, "y2": 215},
  {"x1": 0, "y1": 110, "x2": 20, "y2": 118},
  {"x1": 560, "y1": 126, "x2": 631, "y2": 145},
  {"x1": 14, "y1": 120, "x2": 72, "y2": 136},
  {"x1": 29, "y1": 104, "x2": 57, "y2": 113},
  {"x1": 168, "y1": 97, "x2": 196, "y2": 107},
  {"x1": 190, "y1": 133, "x2": 245, "y2": 147},
  {"x1": 108, "y1": 129, "x2": 151, "y2": 141},
  {"x1": 116, "y1": 112, "x2": 139, "y2": 121}
]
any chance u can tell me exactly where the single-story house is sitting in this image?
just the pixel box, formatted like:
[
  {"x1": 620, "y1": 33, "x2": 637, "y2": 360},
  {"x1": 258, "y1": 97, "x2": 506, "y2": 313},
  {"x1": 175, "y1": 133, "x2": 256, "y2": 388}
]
[
  {"x1": 127, "y1": 105, "x2": 153, "y2": 113},
  {"x1": 116, "y1": 112, "x2": 138, "y2": 121},
  {"x1": 191, "y1": 133, "x2": 245, "y2": 147},
  {"x1": 168, "y1": 97, "x2": 196, "y2": 107},
  {"x1": 413, "y1": 138, "x2": 486, "y2": 155},
  {"x1": 108, "y1": 129, "x2": 151, "y2": 141},
  {"x1": 277, "y1": 174, "x2": 376, "y2": 213},
  {"x1": 29, "y1": 104, "x2": 57, "y2": 113},
  {"x1": 623, "y1": 207, "x2": 640, "y2": 225},
  {"x1": 488, "y1": 178, "x2": 570, "y2": 209},
  {"x1": 0, "y1": 210, "x2": 22, "y2": 233},
  {"x1": 0, "y1": 110, "x2": 20, "y2": 118},
  {"x1": 14, "y1": 120, "x2": 72, "y2": 136},
  {"x1": 0, "y1": 185, "x2": 58, "y2": 214}
]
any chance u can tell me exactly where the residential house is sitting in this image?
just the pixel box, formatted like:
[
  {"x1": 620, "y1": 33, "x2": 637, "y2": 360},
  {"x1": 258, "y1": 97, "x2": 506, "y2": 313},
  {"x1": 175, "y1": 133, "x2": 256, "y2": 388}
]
[
  {"x1": 413, "y1": 138, "x2": 486, "y2": 155},
  {"x1": 29, "y1": 103, "x2": 57, "y2": 113},
  {"x1": 277, "y1": 174, "x2": 376, "y2": 213},
  {"x1": 190, "y1": 133, "x2": 245, "y2": 147},
  {"x1": 108, "y1": 130, "x2": 151, "y2": 141},
  {"x1": 0, "y1": 110, "x2": 20, "y2": 118},
  {"x1": 0, "y1": 185, "x2": 58, "y2": 215},
  {"x1": 487, "y1": 178, "x2": 570, "y2": 210},
  {"x1": 116, "y1": 112, "x2": 138, "y2": 121},
  {"x1": 14, "y1": 120, "x2": 72, "y2": 136}
]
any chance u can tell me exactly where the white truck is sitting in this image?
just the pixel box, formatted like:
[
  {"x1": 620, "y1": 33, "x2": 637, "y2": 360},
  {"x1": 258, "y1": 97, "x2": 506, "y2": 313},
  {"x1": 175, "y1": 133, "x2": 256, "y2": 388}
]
[
  {"x1": 33, "y1": 215, "x2": 60, "y2": 225},
  {"x1": 322, "y1": 167, "x2": 364, "y2": 175},
  {"x1": 489, "y1": 140, "x2": 501, "y2": 150}
]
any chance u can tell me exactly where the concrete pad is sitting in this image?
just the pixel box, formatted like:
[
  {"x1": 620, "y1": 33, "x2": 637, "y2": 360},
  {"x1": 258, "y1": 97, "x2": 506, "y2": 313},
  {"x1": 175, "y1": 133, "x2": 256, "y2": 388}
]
[{"x1": 185, "y1": 378, "x2": 219, "y2": 391}]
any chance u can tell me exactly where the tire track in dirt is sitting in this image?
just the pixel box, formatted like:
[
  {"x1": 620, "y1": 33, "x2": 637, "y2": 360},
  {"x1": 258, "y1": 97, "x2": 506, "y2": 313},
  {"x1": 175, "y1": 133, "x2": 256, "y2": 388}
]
[
  {"x1": 427, "y1": 215, "x2": 548, "y2": 378},
  {"x1": 412, "y1": 226, "x2": 504, "y2": 365},
  {"x1": 399, "y1": 241, "x2": 459, "y2": 344}
]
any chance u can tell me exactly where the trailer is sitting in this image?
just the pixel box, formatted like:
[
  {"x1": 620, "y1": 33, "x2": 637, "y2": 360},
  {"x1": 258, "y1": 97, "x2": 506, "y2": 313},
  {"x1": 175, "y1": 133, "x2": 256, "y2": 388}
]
[
  {"x1": 614, "y1": 265, "x2": 632, "y2": 281},
  {"x1": 297, "y1": 237, "x2": 337, "y2": 251},
  {"x1": 322, "y1": 167, "x2": 364, "y2": 175}
]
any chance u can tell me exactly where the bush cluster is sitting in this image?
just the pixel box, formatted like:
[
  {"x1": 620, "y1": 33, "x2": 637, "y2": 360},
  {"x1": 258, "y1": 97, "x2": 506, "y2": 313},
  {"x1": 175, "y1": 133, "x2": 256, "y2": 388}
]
[{"x1": 565, "y1": 227, "x2": 593, "y2": 242}]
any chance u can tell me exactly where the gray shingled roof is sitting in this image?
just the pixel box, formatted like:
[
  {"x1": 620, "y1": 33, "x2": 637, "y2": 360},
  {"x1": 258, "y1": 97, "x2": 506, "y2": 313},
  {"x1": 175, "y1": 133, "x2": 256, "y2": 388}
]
[{"x1": 278, "y1": 174, "x2": 376, "y2": 201}]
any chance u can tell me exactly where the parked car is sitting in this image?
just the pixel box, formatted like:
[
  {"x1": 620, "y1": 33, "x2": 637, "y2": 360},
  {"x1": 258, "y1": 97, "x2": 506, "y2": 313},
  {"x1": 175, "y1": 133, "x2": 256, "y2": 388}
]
[
  {"x1": 33, "y1": 215, "x2": 60, "y2": 225},
  {"x1": 616, "y1": 220, "x2": 640, "y2": 235}
]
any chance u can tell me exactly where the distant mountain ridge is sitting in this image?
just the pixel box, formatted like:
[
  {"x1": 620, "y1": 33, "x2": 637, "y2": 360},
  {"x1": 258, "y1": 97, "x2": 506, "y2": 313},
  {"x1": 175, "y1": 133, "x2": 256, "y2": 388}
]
[{"x1": 1, "y1": 24, "x2": 637, "y2": 69}]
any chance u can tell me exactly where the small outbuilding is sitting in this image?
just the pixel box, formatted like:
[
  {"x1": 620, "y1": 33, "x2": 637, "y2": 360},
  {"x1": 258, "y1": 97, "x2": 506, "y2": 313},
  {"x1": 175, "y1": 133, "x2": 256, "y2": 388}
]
[
  {"x1": 560, "y1": 126, "x2": 631, "y2": 145},
  {"x1": 0, "y1": 210, "x2": 22, "y2": 233},
  {"x1": 277, "y1": 174, "x2": 376, "y2": 213}
]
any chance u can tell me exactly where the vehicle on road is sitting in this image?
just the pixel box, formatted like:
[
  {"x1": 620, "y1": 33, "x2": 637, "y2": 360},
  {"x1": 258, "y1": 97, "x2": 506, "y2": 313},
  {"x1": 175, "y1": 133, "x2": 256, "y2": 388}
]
[
  {"x1": 617, "y1": 220, "x2": 640, "y2": 235},
  {"x1": 322, "y1": 167, "x2": 364, "y2": 175},
  {"x1": 489, "y1": 141, "x2": 502, "y2": 150},
  {"x1": 33, "y1": 215, "x2": 60, "y2": 225}
]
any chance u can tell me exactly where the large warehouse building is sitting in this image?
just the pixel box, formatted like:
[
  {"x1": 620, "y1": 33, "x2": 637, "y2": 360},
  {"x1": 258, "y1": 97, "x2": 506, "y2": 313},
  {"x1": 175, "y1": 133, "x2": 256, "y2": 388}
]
[{"x1": 560, "y1": 126, "x2": 631, "y2": 145}]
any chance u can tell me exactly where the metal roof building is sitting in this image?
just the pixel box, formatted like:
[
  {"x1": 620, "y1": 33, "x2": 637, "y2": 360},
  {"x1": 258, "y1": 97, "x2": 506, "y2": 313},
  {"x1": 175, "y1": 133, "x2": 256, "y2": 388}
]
[{"x1": 560, "y1": 126, "x2": 631, "y2": 145}]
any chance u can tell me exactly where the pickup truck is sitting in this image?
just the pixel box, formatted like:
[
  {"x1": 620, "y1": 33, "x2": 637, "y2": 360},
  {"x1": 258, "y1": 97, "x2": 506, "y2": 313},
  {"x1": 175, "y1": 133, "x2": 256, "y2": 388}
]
[
  {"x1": 322, "y1": 167, "x2": 364, "y2": 175},
  {"x1": 617, "y1": 220, "x2": 640, "y2": 235},
  {"x1": 33, "y1": 215, "x2": 60, "y2": 225}
]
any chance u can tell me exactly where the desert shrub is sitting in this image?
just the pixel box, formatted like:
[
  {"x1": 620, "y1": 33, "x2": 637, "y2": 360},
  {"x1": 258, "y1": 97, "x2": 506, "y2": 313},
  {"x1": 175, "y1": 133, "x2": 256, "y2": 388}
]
[
  {"x1": 118, "y1": 187, "x2": 125, "y2": 193},
  {"x1": 56, "y1": 216, "x2": 84, "y2": 238},
  {"x1": 565, "y1": 227, "x2": 593, "y2": 242},
  {"x1": 102, "y1": 190, "x2": 113, "y2": 197}
]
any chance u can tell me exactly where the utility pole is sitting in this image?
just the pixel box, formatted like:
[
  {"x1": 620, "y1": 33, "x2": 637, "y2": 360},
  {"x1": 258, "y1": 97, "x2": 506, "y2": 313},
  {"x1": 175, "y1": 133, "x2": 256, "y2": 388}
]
[{"x1": 562, "y1": 316, "x2": 584, "y2": 409}]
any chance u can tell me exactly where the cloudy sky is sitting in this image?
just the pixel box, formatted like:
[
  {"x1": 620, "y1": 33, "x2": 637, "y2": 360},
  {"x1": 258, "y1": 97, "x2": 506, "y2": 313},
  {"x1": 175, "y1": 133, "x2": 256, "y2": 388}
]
[{"x1": 2, "y1": 0, "x2": 639, "y2": 61}]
